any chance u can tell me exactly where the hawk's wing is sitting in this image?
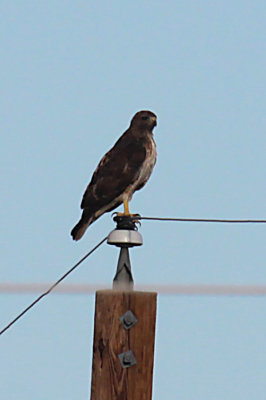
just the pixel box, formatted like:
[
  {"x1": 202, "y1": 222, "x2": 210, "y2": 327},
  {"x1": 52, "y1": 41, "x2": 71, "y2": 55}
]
[{"x1": 81, "y1": 132, "x2": 147, "y2": 211}]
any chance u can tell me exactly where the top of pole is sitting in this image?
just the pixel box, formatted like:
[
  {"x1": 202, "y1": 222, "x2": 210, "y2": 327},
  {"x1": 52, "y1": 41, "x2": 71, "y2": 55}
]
[{"x1": 107, "y1": 215, "x2": 143, "y2": 290}]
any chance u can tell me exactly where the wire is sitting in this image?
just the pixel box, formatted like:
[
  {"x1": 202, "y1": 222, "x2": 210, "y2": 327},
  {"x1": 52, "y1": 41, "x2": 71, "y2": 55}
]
[
  {"x1": 0, "y1": 236, "x2": 107, "y2": 336},
  {"x1": 2, "y1": 215, "x2": 266, "y2": 336},
  {"x1": 139, "y1": 216, "x2": 266, "y2": 223},
  {"x1": 1, "y1": 283, "x2": 266, "y2": 296}
]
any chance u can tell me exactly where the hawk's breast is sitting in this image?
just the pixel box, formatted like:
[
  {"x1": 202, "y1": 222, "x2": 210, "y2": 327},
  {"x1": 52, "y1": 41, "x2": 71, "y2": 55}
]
[{"x1": 126, "y1": 135, "x2": 157, "y2": 198}]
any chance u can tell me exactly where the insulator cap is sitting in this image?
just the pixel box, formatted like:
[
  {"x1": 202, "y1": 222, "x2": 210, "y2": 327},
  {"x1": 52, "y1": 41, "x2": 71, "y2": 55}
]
[{"x1": 107, "y1": 229, "x2": 143, "y2": 247}]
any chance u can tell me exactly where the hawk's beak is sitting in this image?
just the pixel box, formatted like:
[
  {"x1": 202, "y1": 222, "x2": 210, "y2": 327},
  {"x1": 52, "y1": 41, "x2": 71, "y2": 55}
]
[{"x1": 151, "y1": 116, "x2": 157, "y2": 126}]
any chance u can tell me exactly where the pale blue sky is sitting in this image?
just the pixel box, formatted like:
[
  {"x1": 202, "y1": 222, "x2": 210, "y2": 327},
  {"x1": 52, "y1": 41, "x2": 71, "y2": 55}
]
[{"x1": 1, "y1": 1, "x2": 266, "y2": 399}]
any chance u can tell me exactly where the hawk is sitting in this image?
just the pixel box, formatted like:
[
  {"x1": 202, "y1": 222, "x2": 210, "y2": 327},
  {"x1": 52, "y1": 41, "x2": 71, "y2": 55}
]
[{"x1": 71, "y1": 110, "x2": 157, "y2": 240}]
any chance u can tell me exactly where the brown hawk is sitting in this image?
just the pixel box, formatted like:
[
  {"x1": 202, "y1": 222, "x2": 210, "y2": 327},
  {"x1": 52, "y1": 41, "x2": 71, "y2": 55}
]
[{"x1": 71, "y1": 110, "x2": 157, "y2": 240}]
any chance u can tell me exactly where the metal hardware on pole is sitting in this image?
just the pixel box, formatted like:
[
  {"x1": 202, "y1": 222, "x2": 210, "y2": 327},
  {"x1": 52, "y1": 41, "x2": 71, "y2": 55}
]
[{"x1": 107, "y1": 215, "x2": 143, "y2": 290}]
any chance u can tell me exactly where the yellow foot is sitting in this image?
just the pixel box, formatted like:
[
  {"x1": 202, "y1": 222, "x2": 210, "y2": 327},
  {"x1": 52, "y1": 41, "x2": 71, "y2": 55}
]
[
  {"x1": 116, "y1": 212, "x2": 139, "y2": 218},
  {"x1": 115, "y1": 200, "x2": 140, "y2": 221}
]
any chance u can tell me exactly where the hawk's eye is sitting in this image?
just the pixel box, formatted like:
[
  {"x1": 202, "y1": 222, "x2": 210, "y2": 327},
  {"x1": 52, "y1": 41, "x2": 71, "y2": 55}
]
[{"x1": 141, "y1": 116, "x2": 148, "y2": 120}]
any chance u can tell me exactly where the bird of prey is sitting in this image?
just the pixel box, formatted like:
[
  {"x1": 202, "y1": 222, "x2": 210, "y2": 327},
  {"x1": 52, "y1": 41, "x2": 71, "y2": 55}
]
[{"x1": 71, "y1": 110, "x2": 157, "y2": 240}]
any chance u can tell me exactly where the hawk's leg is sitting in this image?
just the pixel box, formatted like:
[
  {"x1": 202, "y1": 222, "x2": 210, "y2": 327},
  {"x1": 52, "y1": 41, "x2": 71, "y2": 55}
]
[
  {"x1": 116, "y1": 200, "x2": 139, "y2": 218},
  {"x1": 116, "y1": 200, "x2": 130, "y2": 216},
  {"x1": 123, "y1": 200, "x2": 130, "y2": 215}
]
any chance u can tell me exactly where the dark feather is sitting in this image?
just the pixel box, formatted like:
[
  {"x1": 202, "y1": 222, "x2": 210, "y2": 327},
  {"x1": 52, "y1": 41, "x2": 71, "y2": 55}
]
[
  {"x1": 81, "y1": 135, "x2": 147, "y2": 209},
  {"x1": 71, "y1": 110, "x2": 157, "y2": 240}
]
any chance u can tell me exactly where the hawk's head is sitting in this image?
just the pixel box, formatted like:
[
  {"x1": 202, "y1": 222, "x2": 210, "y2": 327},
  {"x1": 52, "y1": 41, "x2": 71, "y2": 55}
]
[{"x1": 130, "y1": 110, "x2": 157, "y2": 131}]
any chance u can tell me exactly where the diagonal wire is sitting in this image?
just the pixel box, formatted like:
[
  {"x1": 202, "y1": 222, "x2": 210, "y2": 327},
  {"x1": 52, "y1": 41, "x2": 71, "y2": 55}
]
[
  {"x1": 2, "y1": 215, "x2": 266, "y2": 335},
  {"x1": 139, "y1": 216, "x2": 266, "y2": 223},
  {"x1": 0, "y1": 235, "x2": 108, "y2": 336}
]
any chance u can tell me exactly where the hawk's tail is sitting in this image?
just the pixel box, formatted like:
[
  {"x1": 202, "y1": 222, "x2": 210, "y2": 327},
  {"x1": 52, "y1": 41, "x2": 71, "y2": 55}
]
[{"x1": 71, "y1": 210, "x2": 95, "y2": 241}]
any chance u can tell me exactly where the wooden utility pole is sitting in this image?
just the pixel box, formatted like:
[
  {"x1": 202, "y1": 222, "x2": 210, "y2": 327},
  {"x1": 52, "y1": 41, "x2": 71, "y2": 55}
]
[{"x1": 90, "y1": 216, "x2": 157, "y2": 400}]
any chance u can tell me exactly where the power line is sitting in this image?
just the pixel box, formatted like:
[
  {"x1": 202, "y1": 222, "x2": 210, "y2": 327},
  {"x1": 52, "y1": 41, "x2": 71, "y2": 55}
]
[
  {"x1": 2, "y1": 215, "x2": 266, "y2": 336},
  {"x1": 0, "y1": 236, "x2": 107, "y2": 336},
  {"x1": 1, "y1": 283, "x2": 266, "y2": 296},
  {"x1": 140, "y1": 216, "x2": 266, "y2": 223}
]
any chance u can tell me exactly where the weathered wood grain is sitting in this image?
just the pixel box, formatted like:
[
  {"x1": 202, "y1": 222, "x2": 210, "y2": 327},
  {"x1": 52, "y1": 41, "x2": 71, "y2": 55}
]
[{"x1": 90, "y1": 290, "x2": 157, "y2": 400}]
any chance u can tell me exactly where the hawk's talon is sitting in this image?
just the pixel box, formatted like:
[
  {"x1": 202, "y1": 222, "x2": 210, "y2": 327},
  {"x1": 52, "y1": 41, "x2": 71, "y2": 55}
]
[
  {"x1": 112, "y1": 213, "x2": 141, "y2": 231},
  {"x1": 114, "y1": 212, "x2": 140, "y2": 222},
  {"x1": 115, "y1": 212, "x2": 139, "y2": 218}
]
